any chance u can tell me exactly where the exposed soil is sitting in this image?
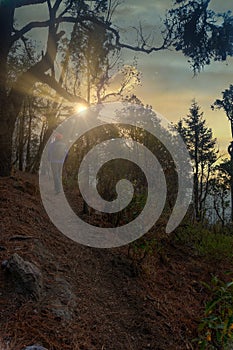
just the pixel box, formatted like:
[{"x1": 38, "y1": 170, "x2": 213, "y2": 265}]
[{"x1": 0, "y1": 171, "x2": 232, "y2": 350}]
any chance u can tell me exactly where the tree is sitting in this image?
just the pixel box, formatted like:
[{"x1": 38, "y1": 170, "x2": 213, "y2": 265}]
[
  {"x1": 0, "y1": 0, "x2": 84, "y2": 176},
  {"x1": 1, "y1": 0, "x2": 233, "y2": 176},
  {"x1": 212, "y1": 85, "x2": 233, "y2": 137},
  {"x1": 166, "y1": 0, "x2": 233, "y2": 73},
  {"x1": 212, "y1": 85, "x2": 233, "y2": 220},
  {"x1": 177, "y1": 100, "x2": 218, "y2": 221},
  {"x1": 208, "y1": 165, "x2": 230, "y2": 227},
  {"x1": 0, "y1": 0, "x2": 151, "y2": 176}
]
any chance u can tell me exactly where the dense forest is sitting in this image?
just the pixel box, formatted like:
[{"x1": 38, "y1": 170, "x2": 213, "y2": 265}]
[{"x1": 1, "y1": 0, "x2": 233, "y2": 349}]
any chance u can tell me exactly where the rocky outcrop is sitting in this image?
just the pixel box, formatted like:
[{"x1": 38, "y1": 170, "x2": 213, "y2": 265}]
[
  {"x1": 45, "y1": 276, "x2": 77, "y2": 322},
  {"x1": 5, "y1": 253, "x2": 43, "y2": 300}
]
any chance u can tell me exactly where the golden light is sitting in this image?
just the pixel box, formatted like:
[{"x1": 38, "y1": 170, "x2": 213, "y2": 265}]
[{"x1": 75, "y1": 104, "x2": 88, "y2": 114}]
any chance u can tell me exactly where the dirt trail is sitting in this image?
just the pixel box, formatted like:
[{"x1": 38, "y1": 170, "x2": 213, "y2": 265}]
[{"x1": 0, "y1": 172, "x2": 231, "y2": 350}]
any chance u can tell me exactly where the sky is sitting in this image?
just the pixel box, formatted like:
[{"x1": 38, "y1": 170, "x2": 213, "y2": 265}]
[
  {"x1": 16, "y1": 0, "x2": 233, "y2": 153},
  {"x1": 112, "y1": 0, "x2": 233, "y2": 153}
]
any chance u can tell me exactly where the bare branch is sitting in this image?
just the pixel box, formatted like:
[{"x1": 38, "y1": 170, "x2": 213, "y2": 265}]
[
  {"x1": 108, "y1": 25, "x2": 170, "y2": 53},
  {"x1": 12, "y1": 11, "x2": 171, "y2": 54},
  {"x1": 11, "y1": 20, "x2": 51, "y2": 43},
  {"x1": 106, "y1": 0, "x2": 123, "y2": 23},
  {"x1": 12, "y1": 1, "x2": 63, "y2": 43},
  {"x1": 10, "y1": 15, "x2": 86, "y2": 44},
  {"x1": 53, "y1": 0, "x2": 63, "y2": 14},
  {"x1": 46, "y1": 0, "x2": 52, "y2": 13},
  {"x1": 9, "y1": 18, "x2": 66, "y2": 114},
  {"x1": 57, "y1": 0, "x2": 74, "y2": 18},
  {"x1": 101, "y1": 91, "x2": 122, "y2": 102}
]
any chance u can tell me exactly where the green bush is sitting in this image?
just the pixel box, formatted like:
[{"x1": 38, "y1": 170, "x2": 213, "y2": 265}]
[
  {"x1": 195, "y1": 275, "x2": 233, "y2": 349},
  {"x1": 175, "y1": 224, "x2": 233, "y2": 261}
]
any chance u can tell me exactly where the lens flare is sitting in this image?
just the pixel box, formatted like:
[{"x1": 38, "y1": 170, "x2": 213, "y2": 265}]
[{"x1": 75, "y1": 104, "x2": 88, "y2": 114}]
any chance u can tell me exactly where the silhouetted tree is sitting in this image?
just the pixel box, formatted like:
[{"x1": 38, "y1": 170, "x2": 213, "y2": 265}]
[
  {"x1": 212, "y1": 85, "x2": 233, "y2": 137},
  {"x1": 212, "y1": 85, "x2": 233, "y2": 220},
  {"x1": 208, "y1": 165, "x2": 230, "y2": 227},
  {"x1": 177, "y1": 100, "x2": 218, "y2": 221},
  {"x1": 166, "y1": 0, "x2": 233, "y2": 73}
]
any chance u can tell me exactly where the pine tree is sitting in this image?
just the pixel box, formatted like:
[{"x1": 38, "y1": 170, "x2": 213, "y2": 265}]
[{"x1": 177, "y1": 100, "x2": 218, "y2": 221}]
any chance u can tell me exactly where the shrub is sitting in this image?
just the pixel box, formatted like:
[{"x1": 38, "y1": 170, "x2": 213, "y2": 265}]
[{"x1": 195, "y1": 275, "x2": 233, "y2": 349}]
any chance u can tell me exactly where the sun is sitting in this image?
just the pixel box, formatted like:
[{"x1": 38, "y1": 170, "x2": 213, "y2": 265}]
[{"x1": 75, "y1": 104, "x2": 88, "y2": 114}]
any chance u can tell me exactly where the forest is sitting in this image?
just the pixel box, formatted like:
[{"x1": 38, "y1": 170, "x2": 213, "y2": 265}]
[{"x1": 1, "y1": 0, "x2": 233, "y2": 349}]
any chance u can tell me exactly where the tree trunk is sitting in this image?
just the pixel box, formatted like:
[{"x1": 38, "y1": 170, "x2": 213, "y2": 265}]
[
  {"x1": 0, "y1": 2, "x2": 15, "y2": 176},
  {"x1": 25, "y1": 107, "x2": 33, "y2": 171},
  {"x1": 0, "y1": 1, "x2": 86, "y2": 177},
  {"x1": 0, "y1": 118, "x2": 14, "y2": 176},
  {"x1": 194, "y1": 161, "x2": 199, "y2": 221},
  {"x1": 230, "y1": 122, "x2": 233, "y2": 221},
  {"x1": 18, "y1": 106, "x2": 26, "y2": 171},
  {"x1": 230, "y1": 154, "x2": 233, "y2": 222}
]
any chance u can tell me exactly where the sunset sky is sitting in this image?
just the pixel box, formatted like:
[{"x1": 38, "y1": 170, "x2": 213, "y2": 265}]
[
  {"x1": 113, "y1": 0, "x2": 233, "y2": 154},
  {"x1": 16, "y1": 0, "x2": 233, "y2": 153}
]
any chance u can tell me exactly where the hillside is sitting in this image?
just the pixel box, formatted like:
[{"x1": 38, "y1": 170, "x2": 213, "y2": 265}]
[{"x1": 0, "y1": 172, "x2": 232, "y2": 350}]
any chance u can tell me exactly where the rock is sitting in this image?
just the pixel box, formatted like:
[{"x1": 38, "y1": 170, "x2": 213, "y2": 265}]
[
  {"x1": 6, "y1": 253, "x2": 43, "y2": 300},
  {"x1": 46, "y1": 277, "x2": 76, "y2": 321},
  {"x1": 51, "y1": 301, "x2": 74, "y2": 321},
  {"x1": 22, "y1": 345, "x2": 48, "y2": 350},
  {"x1": 1, "y1": 260, "x2": 8, "y2": 269}
]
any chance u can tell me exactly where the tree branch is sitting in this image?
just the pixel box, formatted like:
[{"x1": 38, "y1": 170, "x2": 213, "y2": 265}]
[
  {"x1": 57, "y1": 0, "x2": 74, "y2": 18},
  {"x1": 9, "y1": 17, "x2": 65, "y2": 113},
  {"x1": 40, "y1": 73, "x2": 88, "y2": 105},
  {"x1": 109, "y1": 26, "x2": 170, "y2": 53},
  {"x1": 11, "y1": 20, "x2": 51, "y2": 44},
  {"x1": 11, "y1": 13, "x2": 171, "y2": 54},
  {"x1": 11, "y1": 16, "x2": 84, "y2": 44},
  {"x1": 53, "y1": 0, "x2": 63, "y2": 14}
]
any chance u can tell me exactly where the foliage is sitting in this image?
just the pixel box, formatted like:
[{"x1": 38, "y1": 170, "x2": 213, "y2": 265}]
[
  {"x1": 212, "y1": 84, "x2": 233, "y2": 136},
  {"x1": 175, "y1": 224, "x2": 233, "y2": 261},
  {"x1": 60, "y1": 19, "x2": 118, "y2": 103},
  {"x1": 212, "y1": 85, "x2": 233, "y2": 221},
  {"x1": 208, "y1": 165, "x2": 231, "y2": 227},
  {"x1": 166, "y1": 0, "x2": 233, "y2": 72},
  {"x1": 195, "y1": 275, "x2": 233, "y2": 349},
  {"x1": 7, "y1": 39, "x2": 38, "y2": 88},
  {"x1": 1, "y1": 0, "x2": 233, "y2": 176}
]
